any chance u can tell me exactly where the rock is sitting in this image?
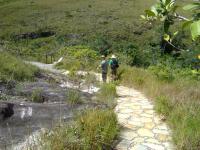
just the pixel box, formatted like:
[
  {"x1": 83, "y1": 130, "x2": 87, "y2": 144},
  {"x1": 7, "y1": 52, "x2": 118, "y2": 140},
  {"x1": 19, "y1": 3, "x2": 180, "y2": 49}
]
[
  {"x1": 137, "y1": 128, "x2": 154, "y2": 137},
  {"x1": 143, "y1": 143, "x2": 165, "y2": 150}
]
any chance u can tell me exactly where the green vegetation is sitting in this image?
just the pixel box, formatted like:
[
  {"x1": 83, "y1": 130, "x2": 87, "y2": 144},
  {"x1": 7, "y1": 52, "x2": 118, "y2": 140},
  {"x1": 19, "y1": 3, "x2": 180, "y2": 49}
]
[
  {"x1": 66, "y1": 89, "x2": 82, "y2": 105},
  {"x1": 41, "y1": 109, "x2": 118, "y2": 150},
  {"x1": 0, "y1": 52, "x2": 39, "y2": 82},
  {"x1": 119, "y1": 65, "x2": 200, "y2": 149},
  {"x1": 0, "y1": 0, "x2": 199, "y2": 149},
  {"x1": 96, "y1": 83, "x2": 117, "y2": 108},
  {"x1": 56, "y1": 46, "x2": 98, "y2": 71},
  {"x1": 31, "y1": 88, "x2": 44, "y2": 103},
  {"x1": 1, "y1": 0, "x2": 197, "y2": 68},
  {"x1": 39, "y1": 81, "x2": 118, "y2": 150}
]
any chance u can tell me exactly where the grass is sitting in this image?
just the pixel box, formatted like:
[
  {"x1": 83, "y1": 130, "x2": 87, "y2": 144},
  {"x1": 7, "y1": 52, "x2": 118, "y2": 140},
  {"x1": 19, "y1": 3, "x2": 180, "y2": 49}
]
[
  {"x1": 0, "y1": 0, "x2": 195, "y2": 64},
  {"x1": 38, "y1": 81, "x2": 118, "y2": 150},
  {"x1": 0, "y1": 52, "x2": 39, "y2": 82},
  {"x1": 40, "y1": 109, "x2": 119, "y2": 150},
  {"x1": 118, "y1": 65, "x2": 200, "y2": 149},
  {"x1": 96, "y1": 83, "x2": 117, "y2": 108},
  {"x1": 66, "y1": 89, "x2": 82, "y2": 105},
  {"x1": 31, "y1": 88, "x2": 44, "y2": 103}
]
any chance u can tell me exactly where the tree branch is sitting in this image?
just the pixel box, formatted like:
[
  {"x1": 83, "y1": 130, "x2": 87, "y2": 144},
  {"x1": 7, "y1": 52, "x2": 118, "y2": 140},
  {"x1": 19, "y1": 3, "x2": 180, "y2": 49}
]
[{"x1": 174, "y1": 13, "x2": 190, "y2": 21}]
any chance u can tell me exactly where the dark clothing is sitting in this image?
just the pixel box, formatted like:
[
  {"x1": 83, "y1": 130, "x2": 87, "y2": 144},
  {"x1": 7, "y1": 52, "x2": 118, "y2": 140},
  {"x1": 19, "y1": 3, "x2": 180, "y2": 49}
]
[
  {"x1": 109, "y1": 58, "x2": 119, "y2": 81},
  {"x1": 110, "y1": 58, "x2": 119, "y2": 70},
  {"x1": 102, "y1": 72, "x2": 107, "y2": 82},
  {"x1": 101, "y1": 60, "x2": 108, "y2": 73},
  {"x1": 101, "y1": 60, "x2": 108, "y2": 82}
]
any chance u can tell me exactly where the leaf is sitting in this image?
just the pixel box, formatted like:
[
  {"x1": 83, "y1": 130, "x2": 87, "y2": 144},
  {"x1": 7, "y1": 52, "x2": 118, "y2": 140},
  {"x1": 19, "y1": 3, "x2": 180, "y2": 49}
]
[
  {"x1": 151, "y1": 5, "x2": 158, "y2": 16},
  {"x1": 182, "y1": 21, "x2": 193, "y2": 29},
  {"x1": 173, "y1": 31, "x2": 178, "y2": 36},
  {"x1": 145, "y1": 10, "x2": 156, "y2": 17},
  {"x1": 190, "y1": 20, "x2": 200, "y2": 40},
  {"x1": 164, "y1": 34, "x2": 170, "y2": 41},
  {"x1": 140, "y1": 15, "x2": 146, "y2": 19},
  {"x1": 183, "y1": 3, "x2": 200, "y2": 11}
]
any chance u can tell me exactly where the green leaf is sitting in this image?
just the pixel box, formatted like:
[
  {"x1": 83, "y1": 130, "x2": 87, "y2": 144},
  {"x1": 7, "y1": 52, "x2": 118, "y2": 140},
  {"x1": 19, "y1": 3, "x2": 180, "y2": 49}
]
[
  {"x1": 182, "y1": 21, "x2": 193, "y2": 29},
  {"x1": 173, "y1": 31, "x2": 178, "y2": 36},
  {"x1": 183, "y1": 3, "x2": 200, "y2": 11},
  {"x1": 151, "y1": 5, "x2": 158, "y2": 16},
  {"x1": 145, "y1": 10, "x2": 156, "y2": 17},
  {"x1": 140, "y1": 15, "x2": 146, "y2": 19},
  {"x1": 190, "y1": 20, "x2": 200, "y2": 40},
  {"x1": 164, "y1": 34, "x2": 170, "y2": 41}
]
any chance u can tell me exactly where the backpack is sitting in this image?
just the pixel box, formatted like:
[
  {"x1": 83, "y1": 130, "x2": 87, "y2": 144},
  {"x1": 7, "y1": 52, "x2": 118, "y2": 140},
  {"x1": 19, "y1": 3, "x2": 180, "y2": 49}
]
[{"x1": 111, "y1": 59, "x2": 119, "y2": 69}]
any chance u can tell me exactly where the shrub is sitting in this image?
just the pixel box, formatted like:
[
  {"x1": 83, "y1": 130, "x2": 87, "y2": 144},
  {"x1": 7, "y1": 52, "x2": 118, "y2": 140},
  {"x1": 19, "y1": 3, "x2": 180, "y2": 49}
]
[
  {"x1": 66, "y1": 89, "x2": 82, "y2": 105},
  {"x1": 57, "y1": 46, "x2": 99, "y2": 71},
  {"x1": 0, "y1": 52, "x2": 39, "y2": 82},
  {"x1": 31, "y1": 88, "x2": 44, "y2": 103}
]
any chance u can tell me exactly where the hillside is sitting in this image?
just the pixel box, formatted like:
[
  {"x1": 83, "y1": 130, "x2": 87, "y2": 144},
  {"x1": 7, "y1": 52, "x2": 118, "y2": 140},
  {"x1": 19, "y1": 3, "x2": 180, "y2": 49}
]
[{"x1": 0, "y1": 0, "x2": 196, "y2": 65}]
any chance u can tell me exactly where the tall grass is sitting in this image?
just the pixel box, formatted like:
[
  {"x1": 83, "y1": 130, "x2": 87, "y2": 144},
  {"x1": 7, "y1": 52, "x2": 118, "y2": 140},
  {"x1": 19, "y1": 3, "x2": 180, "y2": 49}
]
[
  {"x1": 0, "y1": 52, "x2": 39, "y2": 82},
  {"x1": 118, "y1": 65, "x2": 200, "y2": 149},
  {"x1": 96, "y1": 83, "x2": 117, "y2": 108},
  {"x1": 40, "y1": 109, "x2": 118, "y2": 150}
]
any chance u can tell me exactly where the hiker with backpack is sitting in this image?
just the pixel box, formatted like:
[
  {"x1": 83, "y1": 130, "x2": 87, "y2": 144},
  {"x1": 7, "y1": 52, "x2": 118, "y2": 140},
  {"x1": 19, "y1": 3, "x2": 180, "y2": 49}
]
[{"x1": 109, "y1": 54, "x2": 119, "y2": 81}]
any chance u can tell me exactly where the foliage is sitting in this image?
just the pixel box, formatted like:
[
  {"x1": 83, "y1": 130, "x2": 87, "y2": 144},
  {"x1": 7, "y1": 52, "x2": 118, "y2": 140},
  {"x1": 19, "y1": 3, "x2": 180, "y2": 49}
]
[
  {"x1": 77, "y1": 109, "x2": 118, "y2": 150},
  {"x1": 119, "y1": 65, "x2": 200, "y2": 149},
  {"x1": 143, "y1": 0, "x2": 200, "y2": 40},
  {"x1": 155, "y1": 95, "x2": 173, "y2": 117},
  {"x1": 0, "y1": 52, "x2": 39, "y2": 82},
  {"x1": 41, "y1": 109, "x2": 119, "y2": 150},
  {"x1": 66, "y1": 89, "x2": 82, "y2": 105},
  {"x1": 57, "y1": 46, "x2": 98, "y2": 71},
  {"x1": 183, "y1": 2, "x2": 200, "y2": 40},
  {"x1": 31, "y1": 88, "x2": 44, "y2": 103},
  {"x1": 96, "y1": 83, "x2": 117, "y2": 108}
]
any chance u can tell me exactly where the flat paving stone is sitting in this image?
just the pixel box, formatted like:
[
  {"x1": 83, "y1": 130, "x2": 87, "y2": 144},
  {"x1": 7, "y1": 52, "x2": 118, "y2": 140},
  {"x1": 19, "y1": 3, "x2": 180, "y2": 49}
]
[{"x1": 115, "y1": 86, "x2": 174, "y2": 150}]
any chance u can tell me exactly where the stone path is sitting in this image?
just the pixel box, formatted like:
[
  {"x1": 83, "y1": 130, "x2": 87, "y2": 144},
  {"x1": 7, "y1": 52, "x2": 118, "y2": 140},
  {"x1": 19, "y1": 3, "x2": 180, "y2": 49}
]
[
  {"x1": 28, "y1": 60, "x2": 174, "y2": 150},
  {"x1": 115, "y1": 86, "x2": 174, "y2": 150}
]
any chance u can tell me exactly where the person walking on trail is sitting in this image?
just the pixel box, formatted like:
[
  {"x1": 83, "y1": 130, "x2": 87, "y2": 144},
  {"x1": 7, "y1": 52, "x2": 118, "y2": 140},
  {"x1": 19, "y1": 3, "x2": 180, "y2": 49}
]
[
  {"x1": 100, "y1": 55, "x2": 108, "y2": 82},
  {"x1": 109, "y1": 54, "x2": 119, "y2": 81}
]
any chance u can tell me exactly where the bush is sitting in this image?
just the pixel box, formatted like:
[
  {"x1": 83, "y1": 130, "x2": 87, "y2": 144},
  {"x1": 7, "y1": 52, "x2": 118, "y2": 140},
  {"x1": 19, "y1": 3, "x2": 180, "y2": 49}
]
[
  {"x1": 40, "y1": 109, "x2": 119, "y2": 150},
  {"x1": 0, "y1": 52, "x2": 39, "y2": 82},
  {"x1": 57, "y1": 46, "x2": 98, "y2": 71}
]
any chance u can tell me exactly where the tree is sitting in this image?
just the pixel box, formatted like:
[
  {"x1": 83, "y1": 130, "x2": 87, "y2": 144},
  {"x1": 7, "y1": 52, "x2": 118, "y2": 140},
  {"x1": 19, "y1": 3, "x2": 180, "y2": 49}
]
[{"x1": 142, "y1": 0, "x2": 200, "y2": 41}]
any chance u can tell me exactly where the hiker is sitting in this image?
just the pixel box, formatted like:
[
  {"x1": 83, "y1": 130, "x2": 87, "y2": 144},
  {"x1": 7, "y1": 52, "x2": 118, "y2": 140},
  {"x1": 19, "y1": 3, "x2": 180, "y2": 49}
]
[
  {"x1": 109, "y1": 54, "x2": 119, "y2": 81},
  {"x1": 100, "y1": 55, "x2": 108, "y2": 82}
]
